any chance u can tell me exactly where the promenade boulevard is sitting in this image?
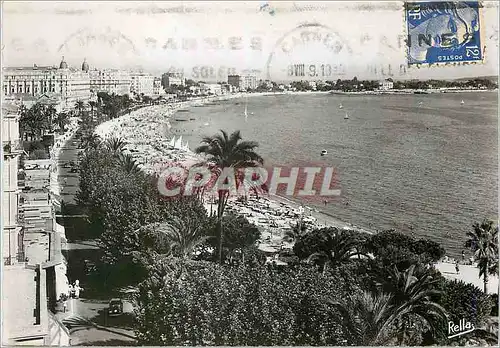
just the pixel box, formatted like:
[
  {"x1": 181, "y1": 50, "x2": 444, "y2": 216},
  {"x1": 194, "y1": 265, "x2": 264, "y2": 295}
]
[{"x1": 53, "y1": 126, "x2": 136, "y2": 345}]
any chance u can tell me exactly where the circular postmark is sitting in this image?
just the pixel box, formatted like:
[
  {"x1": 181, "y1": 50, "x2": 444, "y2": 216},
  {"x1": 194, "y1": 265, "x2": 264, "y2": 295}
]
[
  {"x1": 265, "y1": 22, "x2": 353, "y2": 81},
  {"x1": 58, "y1": 26, "x2": 139, "y2": 57}
]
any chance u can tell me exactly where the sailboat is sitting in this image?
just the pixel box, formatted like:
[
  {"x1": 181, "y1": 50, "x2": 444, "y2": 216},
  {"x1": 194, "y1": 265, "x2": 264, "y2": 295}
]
[
  {"x1": 174, "y1": 135, "x2": 183, "y2": 150},
  {"x1": 344, "y1": 113, "x2": 349, "y2": 119},
  {"x1": 183, "y1": 141, "x2": 190, "y2": 151},
  {"x1": 461, "y1": 100, "x2": 465, "y2": 105},
  {"x1": 339, "y1": 103, "x2": 343, "y2": 109},
  {"x1": 168, "y1": 136, "x2": 176, "y2": 148}
]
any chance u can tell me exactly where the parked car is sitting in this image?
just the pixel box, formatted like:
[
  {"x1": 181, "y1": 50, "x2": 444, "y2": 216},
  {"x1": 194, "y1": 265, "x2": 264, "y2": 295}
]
[
  {"x1": 108, "y1": 298, "x2": 124, "y2": 316},
  {"x1": 83, "y1": 259, "x2": 97, "y2": 275}
]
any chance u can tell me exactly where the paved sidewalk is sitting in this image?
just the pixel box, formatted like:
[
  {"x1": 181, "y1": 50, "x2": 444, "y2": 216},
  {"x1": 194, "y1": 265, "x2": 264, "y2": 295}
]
[{"x1": 436, "y1": 261, "x2": 499, "y2": 293}]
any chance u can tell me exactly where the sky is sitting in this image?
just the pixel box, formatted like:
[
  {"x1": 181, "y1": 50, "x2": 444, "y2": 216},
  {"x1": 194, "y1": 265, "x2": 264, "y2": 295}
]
[{"x1": 2, "y1": 1, "x2": 499, "y2": 81}]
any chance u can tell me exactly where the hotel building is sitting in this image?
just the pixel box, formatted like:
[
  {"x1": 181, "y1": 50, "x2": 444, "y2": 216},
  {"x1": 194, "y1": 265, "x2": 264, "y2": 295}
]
[
  {"x1": 2, "y1": 57, "x2": 91, "y2": 105},
  {"x1": 89, "y1": 69, "x2": 131, "y2": 95},
  {"x1": 130, "y1": 72, "x2": 154, "y2": 96},
  {"x1": 228, "y1": 74, "x2": 257, "y2": 91},
  {"x1": 153, "y1": 77, "x2": 165, "y2": 96},
  {"x1": 161, "y1": 72, "x2": 185, "y2": 88}
]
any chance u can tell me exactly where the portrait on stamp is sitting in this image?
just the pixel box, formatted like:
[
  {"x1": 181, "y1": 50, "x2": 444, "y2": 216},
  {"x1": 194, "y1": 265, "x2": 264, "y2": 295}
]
[{"x1": 406, "y1": 1, "x2": 483, "y2": 65}]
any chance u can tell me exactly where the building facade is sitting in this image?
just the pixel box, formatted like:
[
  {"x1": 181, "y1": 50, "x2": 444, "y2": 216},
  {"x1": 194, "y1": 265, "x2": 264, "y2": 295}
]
[
  {"x1": 2, "y1": 57, "x2": 91, "y2": 105},
  {"x1": 2, "y1": 103, "x2": 69, "y2": 346},
  {"x1": 379, "y1": 79, "x2": 394, "y2": 90},
  {"x1": 227, "y1": 74, "x2": 257, "y2": 91},
  {"x1": 241, "y1": 74, "x2": 257, "y2": 90},
  {"x1": 153, "y1": 77, "x2": 165, "y2": 96},
  {"x1": 161, "y1": 72, "x2": 185, "y2": 88},
  {"x1": 227, "y1": 75, "x2": 241, "y2": 89},
  {"x1": 2, "y1": 103, "x2": 24, "y2": 266},
  {"x1": 202, "y1": 83, "x2": 223, "y2": 95},
  {"x1": 89, "y1": 69, "x2": 131, "y2": 95},
  {"x1": 130, "y1": 72, "x2": 154, "y2": 96}
]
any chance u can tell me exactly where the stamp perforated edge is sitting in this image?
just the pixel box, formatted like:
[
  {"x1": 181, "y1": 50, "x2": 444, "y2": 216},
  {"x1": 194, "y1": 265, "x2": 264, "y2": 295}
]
[{"x1": 404, "y1": 0, "x2": 487, "y2": 69}]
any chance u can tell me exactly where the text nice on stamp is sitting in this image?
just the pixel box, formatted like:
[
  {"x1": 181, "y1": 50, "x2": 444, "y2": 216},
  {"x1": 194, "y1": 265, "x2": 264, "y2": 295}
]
[{"x1": 405, "y1": 1, "x2": 483, "y2": 65}]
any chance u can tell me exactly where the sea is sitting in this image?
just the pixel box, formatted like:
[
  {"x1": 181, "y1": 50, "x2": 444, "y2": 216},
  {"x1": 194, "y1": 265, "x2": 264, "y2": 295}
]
[{"x1": 168, "y1": 92, "x2": 498, "y2": 258}]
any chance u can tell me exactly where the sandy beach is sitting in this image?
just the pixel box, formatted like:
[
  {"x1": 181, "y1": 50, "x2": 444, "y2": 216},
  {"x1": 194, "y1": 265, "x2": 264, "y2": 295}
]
[
  {"x1": 93, "y1": 94, "x2": 373, "y2": 248},
  {"x1": 90, "y1": 91, "x2": 499, "y2": 294}
]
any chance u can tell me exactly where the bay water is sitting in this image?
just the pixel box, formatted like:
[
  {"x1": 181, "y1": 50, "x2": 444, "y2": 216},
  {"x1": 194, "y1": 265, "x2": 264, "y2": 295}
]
[{"x1": 169, "y1": 92, "x2": 498, "y2": 258}]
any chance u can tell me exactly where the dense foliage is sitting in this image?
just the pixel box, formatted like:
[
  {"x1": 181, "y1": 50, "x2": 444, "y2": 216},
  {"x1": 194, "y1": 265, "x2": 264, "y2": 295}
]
[
  {"x1": 365, "y1": 230, "x2": 445, "y2": 269},
  {"x1": 293, "y1": 227, "x2": 368, "y2": 272},
  {"x1": 76, "y1": 137, "x2": 208, "y2": 264},
  {"x1": 437, "y1": 279, "x2": 494, "y2": 329},
  {"x1": 205, "y1": 213, "x2": 261, "y2": 262},
  {"x1": 135, "y1": 260, "x2": 351, "y2": 346},
  {"x1": 73, "y1": 122, "x2": 498, "y2": 346}
]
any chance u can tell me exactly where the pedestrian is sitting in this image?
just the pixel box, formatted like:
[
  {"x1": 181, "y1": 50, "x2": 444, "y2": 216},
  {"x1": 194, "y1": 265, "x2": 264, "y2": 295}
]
[
  {"x1": 455, "y1": 261, "x2": 460, "y2": 274},
  {"x1": 462, "y1": 250, "x2": 465, "y2": 262},
  {"x1": 63, "y1": 300, "x2": 67, "y2": 313}
]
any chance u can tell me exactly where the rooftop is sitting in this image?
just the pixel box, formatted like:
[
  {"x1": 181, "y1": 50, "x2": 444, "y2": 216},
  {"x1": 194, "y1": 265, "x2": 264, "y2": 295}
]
[{"x1": 2, "y1": 264, "x2": 49, "y2": 342}]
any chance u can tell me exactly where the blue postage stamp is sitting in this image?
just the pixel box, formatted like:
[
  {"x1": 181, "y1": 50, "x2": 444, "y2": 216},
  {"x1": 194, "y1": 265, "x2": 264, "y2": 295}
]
[{"x1": 405, "y1": 1, "x2": 482, "y2": 65}]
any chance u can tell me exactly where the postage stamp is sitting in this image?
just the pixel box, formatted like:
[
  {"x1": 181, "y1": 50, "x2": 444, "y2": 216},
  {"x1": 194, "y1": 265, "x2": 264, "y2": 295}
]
[{"x1": 405, "y1": 1, "x2": 483, "y2": 65}]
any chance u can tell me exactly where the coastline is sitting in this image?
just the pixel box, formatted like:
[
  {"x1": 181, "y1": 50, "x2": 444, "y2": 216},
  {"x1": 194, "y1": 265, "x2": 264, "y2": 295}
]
[
  {"x1": 90, "y1": 92, "x2": 499, "y2": 293},
  {"x1": 328, "y1": 88, "x2": 498, "y2": 95},
  {"x1": 94, "y1": 94, "x2": 374, "y2": 242}
]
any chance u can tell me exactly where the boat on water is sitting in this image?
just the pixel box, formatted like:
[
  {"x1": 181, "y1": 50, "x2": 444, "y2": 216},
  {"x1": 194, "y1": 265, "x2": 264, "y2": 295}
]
[
  {"x1": 461, "y1": 100, "x2": 465, "y2": 105},
  {"x1": 339, "y1": 104, "x2": 343, "y2": 109},
  {"x1": 204, "y1": 122, "x2": 210, "y2": 126},
  {"x1": 177, "y1": 109, "x2": 189, "y2": 112},
  {"x1": 344, "y1": 113, "x2": 349, "y2": 119},
  {"x1": 321, "y1": 150, "x2": 328, "y2": 156}
]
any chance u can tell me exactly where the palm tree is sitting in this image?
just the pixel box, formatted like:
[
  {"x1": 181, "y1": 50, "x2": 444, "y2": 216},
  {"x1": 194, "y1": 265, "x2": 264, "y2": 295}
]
[
  {"x1": 44, "y1": 104, "x2": 57, "y2": 133},
  {"x1": 81, "y1": 132, "x2": 101, "y2": 149},
  {"x1": 195, "y1": 130, "x2": 263, "y2": 263},
  {"x1": 333, "y1": 266, "x2": 447, "y2": 345},
  {"x1": 465, "y1": 220, "x2": 499, "y2": 294},
  {"x1": 88, "y1": 100, "x2": 97, "y2": 120},
  {"x1": 385, "y1": 265, "x2": 448, "y2": 344},
  {"x1": 105, "y1": 137, "x2": 127, "y2": 154},
  {"x1": 141, "y1": 217, "x2": 211, "y2": 259},
  {"x1": 118, "y1": 153, "x2": 142, "y2": 175},
  {"x1": 301, "y1": 228, "x2": 368, "y2": 273},
  {"x1": 74, "y1": 100, "x2": 86, "y2": 117},
  {"x1": 54, "y1": 112, "x2": 69, "y2": 133},
  {"x1": 331, "y1": 291, "x2": 398, "y2": 345}
]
